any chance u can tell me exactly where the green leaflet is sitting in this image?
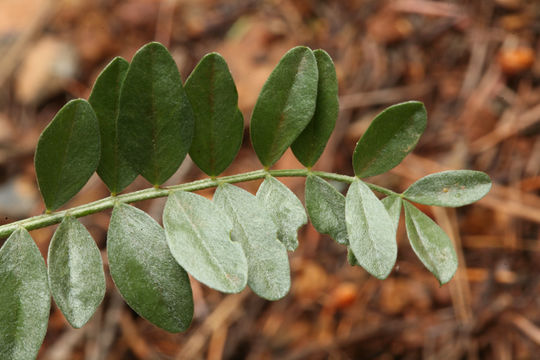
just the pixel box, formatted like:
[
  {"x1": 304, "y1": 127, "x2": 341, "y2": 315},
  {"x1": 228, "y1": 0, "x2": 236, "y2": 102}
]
[
  {"x1": 403, "y1": 170, "x2": 492, "y2": 207},
  {"x1": 291, "y1": 49, "x2": 339, "y2": 167},
  {"x1": 353, "y1": 101, "x2": 427, "y2": 178},
  {"x1": 35, "y1": 99, "x2": 100, "y2": 211},
  {"x1": 250, "y1": 46, "x2": 318, "y2": 167},
  {"x1": 214, "y1": 184, "x2": 290, "y2": 300},
  {"x1": 89, "y1": 56, "x2": 137, "y2": 194},
  {"x1": 347, "y1": 248, "x2": 359, "y2": 266},
  {"x1": 345, "y1": 179, "x2": 397, "y2": 279},
  {"x1": 256, "y1": 176, "x2": 307, "y2": 251},
  {"x1": 403, "y1": 201, "x2": 457, "y2": 285},
  {"x1": 347, "y1": 195, "x2": 402, "y2": 268},
  {"x1": 163, "y1": 191, "x2": 248, "y2": 293},
  {"x1": 118, "y1": 42, "x2": 194, "y2": 185},
  {"x1": 48, "y1": 216, "x2": 105, "y2": 328},
  {"x1": 108, "y1": 203, "x2": 193, "y2": 332},
  {"x1": 305, "y1": 175, "x2": 348, "y2": 245},
  {"x1": 185, "y1": 53, "x2": 244, "y2": 176},
  {"x1": 381, "y1": 195, "x2": 402, "y2": 233},
  {"x1": 0, "y1": 228, "x2": 50, "y2": 359}
]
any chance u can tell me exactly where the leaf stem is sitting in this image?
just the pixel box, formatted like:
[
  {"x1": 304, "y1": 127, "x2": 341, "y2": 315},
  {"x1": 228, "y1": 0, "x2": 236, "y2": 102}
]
[{"x1": 0, "y1": 169, "x2": 398, "y2": 239}]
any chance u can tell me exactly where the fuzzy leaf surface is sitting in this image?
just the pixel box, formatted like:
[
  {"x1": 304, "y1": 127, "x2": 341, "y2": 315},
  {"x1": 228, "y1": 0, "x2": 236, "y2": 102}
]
[
  {"x1": 185, "y1": 53, "x2": 243, "y2": 176},
  {"x1": 305, "y1": 175, "x2": 348, "y2": 245},
  {"x1": 214, "y1": 184, "x2": 290, "y2": 300},
  {"x1": 403, "y1": 201, "x2": 457, "y2": 284},
  {"x1": 163, "y1": 191, "x2": 248, "y2": 293},
  {"x1": 353, "y1": 101, "x2": 427, "y2": 178},
  {"x1": 345, "y1": 179, "x2": 397, "y2": 279},
  {"x1": 108, "y1": 203, "x2": 193, "y2": 332},
  {"x1": 35, "y1": 99, "x2": 100, "y2": 211},
  {"x1": 89, "y1": 56, "x2": 137, "y2": 194},
  {"x1": 256, "y1": 176, "x2": 307, "y2": 251},
  {"x1": 347, "y1": 248, "x2": 360, "y2": 266},
  {"x1": 291, "y1": 49, "x2": 339, "y2": 167},
  {"x1": 250, "y1": 46, "x2": 318, "y2": 167},
  {"x1": 381, "y1": 195, "x2": 402, "y2": 233},
  {"x1": 0, "y1": 228, "x2": 50, "y2": 359},
  {"x1": 348, "y1": 196, "x2": 400, "y2": 268},
  {"x1": 118, "y1": 42, "x2": 194, "y2": 185},
  {"x1": 48, "y1": 216, "x2": 105, "y2": 328},
  {"x1": 403, "y1": 170, "x2": 492, "y2": 207}
]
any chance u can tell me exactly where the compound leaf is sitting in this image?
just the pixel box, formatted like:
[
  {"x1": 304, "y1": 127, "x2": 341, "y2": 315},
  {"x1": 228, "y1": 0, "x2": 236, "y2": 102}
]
[
  {"x1": 35, "y1": 99, "x2": 100, "y2": 211},
  {"x1": 89, "y1": 56, "x2": 137, "y2": 194},
  {"x1": 214, "y1": 184, "x2": 290, "y2": 300},
  {"x1": 403, "y1": 170, "x2": 492, "y2": 207},
  {"x1": 291, "y1": 49, "x2": 339, "y2": 167},
  {"x1": 256, "y1": 176, "x2": 307, "y2": 251},
  {"x1": 0, "y1": 228, "x2": 50, "y2": 360},
  {"x1": 345, "y1": 179, "x2": 397, "y2": 279},
  {"x1": 185, "y1": 53, "x2": 243, "y2": 176},
  {"x1": 353, "y1": 101, "x2": 427, "y2": 178},
  {"x1": 381, "y1": 195, "x2": 402, "y2": 233},
  {"x1": 48, "y1": 216, "x2": 105, "y2": 328},
  {"x1": 118, "y1": 42, "x2": 194, "y2": 185},
  {"x1": 250, "y1": 46, "x2": 318, "y2": 167},
  {"x1": 305, "y1": 175, "x2": 348, "y2": 245},
  {"x1": 403, "y1": 201, "x2": 457, "y2": 285},
  {"x1": 108, "y1": 203, "x2": 193, "y2": 332},
  {"x1": 163, "y1": 191, "x2": 248, "y2": 293}
]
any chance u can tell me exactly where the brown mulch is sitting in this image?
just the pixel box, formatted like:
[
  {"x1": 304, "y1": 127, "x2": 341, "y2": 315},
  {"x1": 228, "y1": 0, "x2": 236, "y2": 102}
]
[{"x1": 1, "y1": 0, "x2": 539, "y2": 359}]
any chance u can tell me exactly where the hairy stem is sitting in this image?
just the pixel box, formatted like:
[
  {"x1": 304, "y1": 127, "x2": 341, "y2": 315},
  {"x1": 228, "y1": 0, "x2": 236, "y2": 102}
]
[{"x1": 0, "y1": 169, "x2": 398, "y2": 239}]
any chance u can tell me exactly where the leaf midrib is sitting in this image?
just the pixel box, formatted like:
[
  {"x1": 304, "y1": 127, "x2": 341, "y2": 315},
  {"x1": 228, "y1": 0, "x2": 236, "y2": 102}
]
[
  {"x1": 221, "y1": 187, "x2": 281, "y2": 294},
  {"x1": 406, "y1": 208, "x2": 439, "y2": 278},
  {"x1": 171, "y1": 194, "x2": 238, "y2": 289},
  {"x1": 116, "y1": 206, "x2": 188, "y2": 328},
  {"x1": 355, "y1": 111, "x2": 421, "y2": 175},
  {"x1": 49, "y1": 102, "x2": 80, "y2": 209},
  {"x1": 267, "y1": 53, "x2": 309, "y2": 164},
  {"x1": 112, "y1": 64, "x2": 128, "y2": 193},
  {"x1": 208, "y1": 57, "x2": 217, "y2": 174},
  {"x1": 149, "y1": 47, "x2": 159, "y2": 184},
  {"x1": 354, "y1": 181, "x2": 389, "y2": 274}
]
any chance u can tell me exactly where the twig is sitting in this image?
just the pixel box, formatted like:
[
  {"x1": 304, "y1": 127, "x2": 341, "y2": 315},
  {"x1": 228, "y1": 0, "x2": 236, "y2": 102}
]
[
  {"x1": 176, "y1": 291, "x2": 249, "y2": 359},
  {"x1": 394, "y1": 153, "x2": 540, "y2": 224},
  {"x1": 460, "y1": 30, "x2": 490, "y2": 97},
  {"x1": 0, "y1": 0, "x2": 56, "y2": 89},
  {"x1": 339, "y1": 82, "x2": 434, "y2": 110},
  {"x1": 0, "y1": 169, "x2": 397, "y2": 239},
  {"x1": 95, "y1": 290, "x2": 125, "y2": 360},
  {"x1": 42, "y1": 326, "x2": 87, "y2": 360},
  {"x1": 283, "y1": 319, "x2": 416, "y2": 360},
  {"x1": 504, "y1": 313, "x2": 540, "y2": 346},
  {"x1": 154, "y1": 0, "x2": 178, "y2": 48},
  {"x1": 471, "y1": 103, "x2": 540, "y2": 153},
  {"x1": 389, "y1": 0, "x2": 466, "y2": 19},
  {"x1": 432, "y1": 207, "x2": 473, "y2": 324},
  {"x1": 119, "y1": 310, "x2": 154, "y2": 359}
]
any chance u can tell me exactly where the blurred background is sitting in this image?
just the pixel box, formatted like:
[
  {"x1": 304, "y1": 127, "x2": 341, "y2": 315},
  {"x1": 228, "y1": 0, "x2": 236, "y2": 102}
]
[{"x1": 1, "y1": 0, "x2": 540, "y2": 359}]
